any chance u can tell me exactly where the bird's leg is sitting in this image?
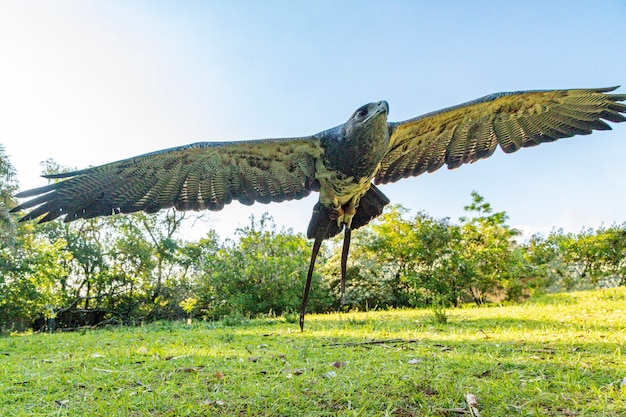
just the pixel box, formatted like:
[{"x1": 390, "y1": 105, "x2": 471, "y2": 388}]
[
  {"x1": 329, "y1": 205, "x2": 344, "y2": 228},
  {"x1": 330, "y1": 197, "x2": 359, "y2": 229},
  {"x1": 343, "y1": 197, "x2": 359, "y2": 229},
  {"x1": 299, "y1": 222, "x2": 331, "y2": 331},
  {"x1": 340, "y1": 227, "x2": 351, "y2": 305}
]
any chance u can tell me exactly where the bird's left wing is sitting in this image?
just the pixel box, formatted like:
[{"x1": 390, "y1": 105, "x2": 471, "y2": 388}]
[
  {"x1": 11, "y1": 137, "x2": 323, "y2": 223},
  {"x1": 376, "y1": 87, "x2": 626, "y2": 185}
]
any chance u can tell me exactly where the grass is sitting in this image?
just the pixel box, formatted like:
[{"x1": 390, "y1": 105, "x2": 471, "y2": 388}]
[{"x1": 1, "y1": 288, "x2": 625, "y2": 416}]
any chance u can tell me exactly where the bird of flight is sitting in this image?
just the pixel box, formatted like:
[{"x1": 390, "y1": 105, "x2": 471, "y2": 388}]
[{"x1": 11, "y1": 86, "x2": 626, "y2": 330}]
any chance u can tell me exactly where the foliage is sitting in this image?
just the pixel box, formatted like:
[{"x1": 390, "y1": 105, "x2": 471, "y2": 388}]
[
  {"x1": 195, "y1": 214, "x2": 333, "y2": 319},
  {"x1": 361, "y1": 206, "x2": 461, "y2": 308},
  {"x1": 0, "y1": 223, "x2": 70, "y2": 330},
  {"x1": 455, "y1": 191, "x2": 522, "y2": 304},
  {"x1": 3, "y1": 152, "x2": 626, "y2": 330},
  {"x1": 527, "y1": 225, "x2": 626, "y2": 291},
  {"x1": 336, "y1": 193, "x2": 524, "y2": 311},
  {"x1": 0, "y1": 144, "x2": 18, "y2": 247}
]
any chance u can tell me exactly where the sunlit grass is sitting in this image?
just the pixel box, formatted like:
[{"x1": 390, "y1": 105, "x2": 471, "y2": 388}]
[{"x1": 1, "y1": 288, "x2": 625, "y2": 416}]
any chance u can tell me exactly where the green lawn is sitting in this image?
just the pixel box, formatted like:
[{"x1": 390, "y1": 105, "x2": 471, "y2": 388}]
[{"x1": 1, "y1": 288, "x2": 625, "y2": 416}]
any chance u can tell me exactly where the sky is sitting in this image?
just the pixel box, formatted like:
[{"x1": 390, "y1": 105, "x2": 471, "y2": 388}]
[{"x1": 1, "y1": 1, "x2": 625, "y2": 241}]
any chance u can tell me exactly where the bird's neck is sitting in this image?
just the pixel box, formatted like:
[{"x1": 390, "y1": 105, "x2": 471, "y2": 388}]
[{"x1": 324, "y1": 123, "x2": 389, "y2": 180}]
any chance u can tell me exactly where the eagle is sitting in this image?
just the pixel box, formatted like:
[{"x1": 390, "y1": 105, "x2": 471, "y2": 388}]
[{"x1": 11, "y1": 86, "x2": 626, "y2": 330}]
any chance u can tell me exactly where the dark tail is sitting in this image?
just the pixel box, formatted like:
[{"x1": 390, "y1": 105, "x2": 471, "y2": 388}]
[
  {"x1": 306, "y1": 203, "x2": 342, "y2": 240},
  {"x1": 300, "y1": 184, "x2": 390, "y2": 331},
  {"x1": 349, "y1": 184, "x2": 390, "y2": 230},
  {"x1": 306, "y1": 184, "x2": 390, "y2": 240}
]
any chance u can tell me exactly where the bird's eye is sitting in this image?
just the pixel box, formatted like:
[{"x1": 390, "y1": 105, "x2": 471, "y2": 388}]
[{"x1": 356, "y1": 108, "x2": 368, "y2": 118}]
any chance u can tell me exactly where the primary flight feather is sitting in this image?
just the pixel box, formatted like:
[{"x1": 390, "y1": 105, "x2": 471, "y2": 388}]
[{"x1": 11, "y1": 86, "x2": 626, "y2": 329}]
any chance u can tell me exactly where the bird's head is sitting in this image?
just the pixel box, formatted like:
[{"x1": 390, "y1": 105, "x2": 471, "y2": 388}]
[
  {"x1": 342, "y1": 101, "x2": 389, "y2": 139},
  {"x1": 319, "y1": 100, "x2": 390, "y2": 178}
]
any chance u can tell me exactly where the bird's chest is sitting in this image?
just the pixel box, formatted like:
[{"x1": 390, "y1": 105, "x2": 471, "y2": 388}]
[
  {"x1": 315, "y1": 123, "x2": 389, "y2": 206},
  {"x1": 315, "y1": 164, "x2": 373, "y2": 206},
  {"x1": 324, "y1": 140, "x2": 384, "y2": 181},
  {"x1": 322, "y1": 126, "x2": 388, "y2": 179}
]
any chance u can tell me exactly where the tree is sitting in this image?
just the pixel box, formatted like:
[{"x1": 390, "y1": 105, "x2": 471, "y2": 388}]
[
  {"x1": 346, "y1": 193, "x2": 523, "y2": 309},
  {"x1": 595, "y1": 225, "x2": 626, "y2": 286},
  {"x1": 521, "y1": 231, "x2": 567, "y2": 293},
  {"x1": 195, "y1": 214, "x2": 333, "y2": 319},
  {"x1": 0, "y1": 146, "x2": 51, "y2": 329},
  {"x1": 322, "y1": 226, "x2": 400, "y2": 310},
  {"x1": 455, "y1": 192, "x2": 521, "y2": 304},
  {"x1": 0, "y1": 144, "x2": 18, "y2": 246},
  {"x1": 331, "y1": 205, "x2": 462, "y2": 310},
  {"x1": 556, "y1": 225, "x2": 626, "y2": 289},
  {"x1": 363, "y1": 206, "x2": 461, "y2": 307},
  {"x1": 0, "y1": 222, "x2": 70, "y2": 330}
]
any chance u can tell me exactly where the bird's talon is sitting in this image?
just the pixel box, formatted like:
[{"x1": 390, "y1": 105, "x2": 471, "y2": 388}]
[{"x1": 329, "y1": 206, "x2": 344, "y2": 221}]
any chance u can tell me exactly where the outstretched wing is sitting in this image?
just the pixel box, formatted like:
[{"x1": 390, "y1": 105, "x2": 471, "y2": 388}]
[
  {"x1": 375, "y1": 87, "x2": 626, "y2": 185},
  {"x1": 11, "y1": 137, "x2": 323, "y2": 223}
]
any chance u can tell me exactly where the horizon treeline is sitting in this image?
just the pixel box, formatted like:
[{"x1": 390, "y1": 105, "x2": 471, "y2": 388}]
[{"x1": 1, "y1": 146, "x2": 625, "y2": 331}]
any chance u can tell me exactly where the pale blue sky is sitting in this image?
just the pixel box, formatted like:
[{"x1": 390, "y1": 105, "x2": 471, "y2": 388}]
[{"x1": 1, "y1": 1, "x2": 625, "y2": 240}]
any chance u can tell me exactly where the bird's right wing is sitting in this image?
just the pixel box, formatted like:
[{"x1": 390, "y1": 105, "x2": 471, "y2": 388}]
[
  {"x1": 376, "y1": 87, "x2": 626, "y2": 184},
  {"x1": 11, "y1": 137, "x2": 324, "y2": 223}
]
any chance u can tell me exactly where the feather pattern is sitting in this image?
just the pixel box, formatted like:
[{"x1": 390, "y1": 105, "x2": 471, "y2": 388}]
[
  {"x1": 11, "y1": 86, "x2": 626, "y2": 227},
  {"x1": 12, "y1": 138, "x2": 323, "y2": 223},
  {"x1": 376, "y1": 87, "x2": 626, "y2": 184}
]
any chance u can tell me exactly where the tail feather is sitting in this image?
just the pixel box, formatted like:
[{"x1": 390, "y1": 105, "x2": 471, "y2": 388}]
[
  {"x1": 306, "y1": 184, "x2": 390, "y2": 240},
  {"x1": 350, "y1": 184, "x2": 390, "y2": 231},
  {"x1": 306, "y1": 203, "x2": 343, "y2": 240},
  {"x1": 301, "y1": 184, "x2": 390, "y2": 330}
]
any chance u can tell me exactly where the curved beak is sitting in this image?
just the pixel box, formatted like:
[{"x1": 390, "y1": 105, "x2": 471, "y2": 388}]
[{"x1": 376, "y1": 101, "x2": 389, "y2": 115}]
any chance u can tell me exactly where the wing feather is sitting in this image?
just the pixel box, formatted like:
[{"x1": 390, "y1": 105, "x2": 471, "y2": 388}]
[
  {"x1": 425, "y1": 127, "x2": 453, "y2": 173},
  {"x1": 11, "y1": 138, "x2": 323, "y2": 223},
  {"x1": 376, "y1": 87, "x2": 626, "y2": 184}
]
